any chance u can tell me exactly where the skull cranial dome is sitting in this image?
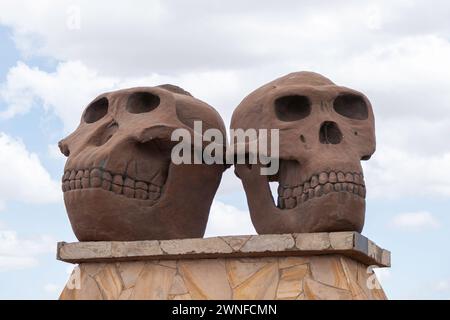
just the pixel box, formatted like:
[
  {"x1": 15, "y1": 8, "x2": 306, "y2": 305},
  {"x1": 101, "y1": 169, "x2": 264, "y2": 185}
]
[
  {"x1": 231, "y1": 71, "x2": 376, "y2": 234},
  {"x1": 59, "y1": 84, "x2": 227, "y2": 241}
]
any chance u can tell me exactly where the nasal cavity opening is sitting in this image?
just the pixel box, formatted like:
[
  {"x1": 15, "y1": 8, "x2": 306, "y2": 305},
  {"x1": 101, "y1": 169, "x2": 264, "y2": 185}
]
[{"x1": 319, "y1": 121, "x2": 342, "y2": 144}]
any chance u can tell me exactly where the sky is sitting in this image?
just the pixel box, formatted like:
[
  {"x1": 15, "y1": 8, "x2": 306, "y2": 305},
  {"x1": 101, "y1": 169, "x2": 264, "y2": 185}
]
[{"x1": 0, "y1": 0, "x2": 449, "y2": 299}]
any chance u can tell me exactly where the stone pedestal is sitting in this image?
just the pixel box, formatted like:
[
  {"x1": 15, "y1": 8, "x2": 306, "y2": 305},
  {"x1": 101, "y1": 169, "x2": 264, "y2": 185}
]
[{"x1": 57, "y1": 232, "x2": 390, "y2": 300}]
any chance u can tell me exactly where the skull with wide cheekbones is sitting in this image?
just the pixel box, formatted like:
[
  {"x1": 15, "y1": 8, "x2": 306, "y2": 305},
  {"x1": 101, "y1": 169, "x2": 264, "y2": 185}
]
[
  {"x1": 231, "y1": 72, "x2": 375, "y2": 234},
  {"x1": 59, "y1": 85, "x2": 226, "y2": 241}
]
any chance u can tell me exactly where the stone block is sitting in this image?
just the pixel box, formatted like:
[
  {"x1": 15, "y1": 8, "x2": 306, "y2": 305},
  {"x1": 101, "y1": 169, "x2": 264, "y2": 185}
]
[
  {"x1": 58, "y1": 232, "x2": 390, "y2": 267},
  {"x1": 240, "y1": 234, "x2": 295, "y2": 253},
  {"x1": 295, "y1": 232, "x2": 330, "y2": 251}
]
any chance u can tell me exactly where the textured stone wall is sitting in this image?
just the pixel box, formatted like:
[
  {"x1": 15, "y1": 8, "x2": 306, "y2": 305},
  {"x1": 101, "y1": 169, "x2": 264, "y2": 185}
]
[{"x1": 60, "y1": 254, "x2": 387, "y2": 300}]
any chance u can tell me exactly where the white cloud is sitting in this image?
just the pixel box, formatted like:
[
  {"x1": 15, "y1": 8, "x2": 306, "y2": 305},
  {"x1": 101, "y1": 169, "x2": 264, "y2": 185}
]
[
  {"x1": 332, "y1": 35, "x2": 450, "y2": 120},
  {"x1": 389, "y1": 211, "x2": 440, "y2": 231},
  {"x1": 0, "y1": 61, "x2": 117, "y2": 132},
  {"x1": 0, "y1": 61, "x2": 243, "y2": 132},
  {"x1": 435, "y1": 279, "x2": 450, "y2": 292},
  {"x1": 47, "y1": 143, "x2": 66, "y2": 161},
  {"x1": 0, "y1": 132, "x2": 60, "y2": 208},
  {"x1": 215, "y1": 170, "x2": 243, "y2": 196},
  {"x1": 205, "y1": 200, "x2": 256, "y2": 237},
  {"x1": 364, "y1": 147, "x2": 450, "y2": 198},
  {"x1": 43, "y1": 283, "x2": 62, "y2": 294},
  {"x1": 1, "y1": 1, "x2": 447, "y2": 77},
  {"x1": 0, "y1": 255, "x2": 37, "y2": 272},
  {"x1": 0, "y1": 227, "x2": 55, "y2": 272}
]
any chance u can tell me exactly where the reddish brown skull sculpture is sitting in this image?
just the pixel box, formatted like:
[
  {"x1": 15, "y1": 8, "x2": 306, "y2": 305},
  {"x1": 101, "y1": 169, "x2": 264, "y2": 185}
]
[
  {"x1": 59, "y1": 85, "x2": 226, "y2": 241},
  {"x1": 231, "y1": 72, "x2": 375, "y2": 234}
]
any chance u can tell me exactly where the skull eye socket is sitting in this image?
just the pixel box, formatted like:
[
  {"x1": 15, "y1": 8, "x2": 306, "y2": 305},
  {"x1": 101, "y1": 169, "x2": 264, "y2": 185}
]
[
  {"x1": 333, "y1": 94, "x2": 368, "y2": 120},
  {"x1": 274, "y1": 95, "x2": 311, "y2": 122},
  {"x1": 126, "y1": 92, "x2": 160, "y2": 114},
  {"x1": 84, "y1": 97, "x2": 109, "y2": 123}
]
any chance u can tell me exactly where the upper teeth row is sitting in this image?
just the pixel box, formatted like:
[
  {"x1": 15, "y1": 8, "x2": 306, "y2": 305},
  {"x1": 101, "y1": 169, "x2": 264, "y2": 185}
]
[{"x1": 62, "y1": 168, "x2": 162, "y2": 201}]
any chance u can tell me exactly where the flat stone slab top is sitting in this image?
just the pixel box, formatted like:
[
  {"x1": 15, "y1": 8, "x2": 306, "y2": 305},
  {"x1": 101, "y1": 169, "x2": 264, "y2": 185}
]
[{"x1": 57, "y1": 232, "x2": 390, "y2": 268}]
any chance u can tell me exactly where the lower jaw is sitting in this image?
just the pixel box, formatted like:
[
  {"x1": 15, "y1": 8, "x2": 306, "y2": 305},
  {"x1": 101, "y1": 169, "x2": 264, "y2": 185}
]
[
  {"x1": 63, "y1": 189, "x2": 163, "y2": 241},
  {"x1": 279, "y1": 192, "x2": 366, "y2": 232}
]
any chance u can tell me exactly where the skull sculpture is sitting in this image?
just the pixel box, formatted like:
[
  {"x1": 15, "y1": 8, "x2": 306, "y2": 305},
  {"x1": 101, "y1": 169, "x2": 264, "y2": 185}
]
[
  {"x1": 59, "y1": 85, "x2": 226, "y2": 241},
  {"x1": 231, "y1": 72, "x2": 375, "y2": 234}
]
